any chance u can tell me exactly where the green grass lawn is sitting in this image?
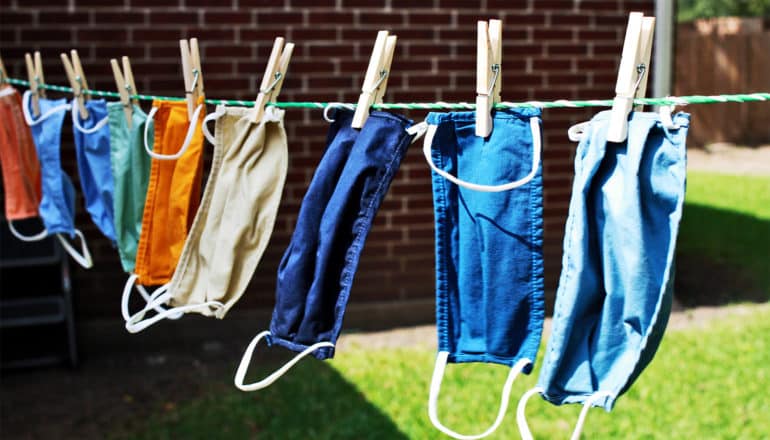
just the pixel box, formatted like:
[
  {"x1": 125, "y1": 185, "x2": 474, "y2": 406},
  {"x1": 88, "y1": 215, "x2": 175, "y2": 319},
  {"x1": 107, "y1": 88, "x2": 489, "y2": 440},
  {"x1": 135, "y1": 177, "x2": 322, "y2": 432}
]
[
  {"x1": 677, "y1": 172, "x2": 770, "y2": 301},
  {"x1": 128, "y1": 304, "x2": 770, "y2": 439},
  {"x1": 126, "y1": 172, "x2": 770, "y2": 439}
]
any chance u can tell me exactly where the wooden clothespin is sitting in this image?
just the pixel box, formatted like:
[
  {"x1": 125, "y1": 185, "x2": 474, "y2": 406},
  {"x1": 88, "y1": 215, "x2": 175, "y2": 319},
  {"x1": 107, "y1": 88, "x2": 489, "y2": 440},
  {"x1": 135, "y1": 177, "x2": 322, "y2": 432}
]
[
  {"x1": 252, "y1": 37, "x2": 294, "y2": 123},
  {"x1": 25, "y1": 51, "x2": 47, "y2": 117},
  {"x1": 0, "y1": 53, "x2": 8, "y2": 86},
  {"x1": 352, "y1": 30, "x2": 397, "y2": 129},
  {"x1": 476, "y1": 19, "x2": 502, "y2": 138},
  {"x1": 61, "y1": 50, "x2": 90, "y2": 119},
  {"x1": 110, "y1": 56, "x2": 139, "y2": 127},
  {"x1": 606, "y1": 12, "x2": 655, "y2": 142},
  {"x1": 180, "y1": 38, "x2": 205, "y2": 119}
]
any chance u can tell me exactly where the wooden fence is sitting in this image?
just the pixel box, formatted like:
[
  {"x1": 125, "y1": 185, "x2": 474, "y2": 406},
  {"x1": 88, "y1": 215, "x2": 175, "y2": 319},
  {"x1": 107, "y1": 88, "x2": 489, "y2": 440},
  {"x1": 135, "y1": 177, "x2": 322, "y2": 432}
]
[{"x1": 675, "y1": 17, "x2": 770, "y2": 147}]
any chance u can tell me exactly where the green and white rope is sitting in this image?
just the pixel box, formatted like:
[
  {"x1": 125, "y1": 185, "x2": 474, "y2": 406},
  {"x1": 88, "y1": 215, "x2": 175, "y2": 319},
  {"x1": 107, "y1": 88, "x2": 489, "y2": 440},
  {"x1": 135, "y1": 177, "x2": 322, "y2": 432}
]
[{"x1": 5, "y1": 77, "x2": 769, "y2": 110}]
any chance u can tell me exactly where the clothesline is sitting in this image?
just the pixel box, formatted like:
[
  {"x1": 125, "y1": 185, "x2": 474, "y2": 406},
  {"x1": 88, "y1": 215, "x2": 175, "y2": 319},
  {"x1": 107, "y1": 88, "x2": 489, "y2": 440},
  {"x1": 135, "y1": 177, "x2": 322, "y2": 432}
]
[{"x1": 5, "y1": 77, "x2": 769, "y2": 110}]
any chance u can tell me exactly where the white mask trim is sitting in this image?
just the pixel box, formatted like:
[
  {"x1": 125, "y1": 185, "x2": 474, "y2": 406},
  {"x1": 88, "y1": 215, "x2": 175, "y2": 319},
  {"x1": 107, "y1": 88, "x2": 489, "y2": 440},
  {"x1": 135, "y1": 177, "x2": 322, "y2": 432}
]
[
  {"x1": 423, "y1": 117, "x2": 541, "y2": 192},
  {"x1": 428, "y1": 351, "x2": 531, "y2": 439},
  {"x1": 143, "y1": 103, "x2": 204, "y2": 160},
  {"x1": 234, "y1": 330, "x2": 334, "y2": 392}
]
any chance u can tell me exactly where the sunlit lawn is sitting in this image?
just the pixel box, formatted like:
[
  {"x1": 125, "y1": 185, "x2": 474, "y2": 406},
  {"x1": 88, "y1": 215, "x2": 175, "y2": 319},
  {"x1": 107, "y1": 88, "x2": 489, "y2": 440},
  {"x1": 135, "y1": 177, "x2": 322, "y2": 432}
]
[{"x1": 127, "y1": 172, "x2": 770, "y2": 439}]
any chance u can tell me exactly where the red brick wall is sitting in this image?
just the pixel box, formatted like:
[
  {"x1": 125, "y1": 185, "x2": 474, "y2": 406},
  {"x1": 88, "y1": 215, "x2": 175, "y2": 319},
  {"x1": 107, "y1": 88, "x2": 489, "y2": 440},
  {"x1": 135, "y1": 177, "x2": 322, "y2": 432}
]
[{"x1": 0, "y1": 0, "x2": 654, "y2": 319}]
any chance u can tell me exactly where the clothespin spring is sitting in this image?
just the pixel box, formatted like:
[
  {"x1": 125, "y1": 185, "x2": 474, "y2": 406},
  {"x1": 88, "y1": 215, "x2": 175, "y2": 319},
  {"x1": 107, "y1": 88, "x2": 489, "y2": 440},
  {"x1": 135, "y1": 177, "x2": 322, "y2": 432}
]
[
  {"x1": 123, "y1": 83, "x2": 134, "y2": 108},
  {"x1": 487, "y1": 64, "x2": 500, "y2": 96},
  {"x1": 185, "y1": 69, "x2": 200, "y2": 95},
  {"x1": 363, "y1": 69, "x2": 388, "y2": 94},
  {"x1": 619, "y1": 63, "x2": 647, "y2": 99},
  {"x1": 260, "y1": 72, "x2": 283, "y2": 95}
]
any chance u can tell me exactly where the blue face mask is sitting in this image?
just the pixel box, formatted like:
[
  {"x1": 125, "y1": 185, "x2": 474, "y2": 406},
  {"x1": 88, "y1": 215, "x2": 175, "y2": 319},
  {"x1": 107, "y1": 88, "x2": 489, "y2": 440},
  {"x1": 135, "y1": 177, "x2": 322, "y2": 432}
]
[
  {"x1": 235, "y1": 109, "x2": 417, "y2": 391},
  {"x1": 422, "y1": 109, "x2": 544, "y2": 439},
  {"x1": 72, "y1": 100, "x2": 117, "y2": 243},
  {"x1": 517, "y1": 110, "x2": 690, "y2": 440},
  {"x1": 20, "y1": 92, "x2": 93, "y2": 268}
]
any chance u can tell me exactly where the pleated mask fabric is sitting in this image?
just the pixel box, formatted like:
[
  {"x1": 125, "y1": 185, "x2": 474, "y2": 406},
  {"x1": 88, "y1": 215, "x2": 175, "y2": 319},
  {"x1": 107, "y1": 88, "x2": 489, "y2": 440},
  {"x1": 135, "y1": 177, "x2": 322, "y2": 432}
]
[
  {"x1": 234, "y1": 109, "x2": 416, "y2": 392},
  {"x1": 124, "y1": 105, "x2": 288, "y2": 333},
  {"x1": 18, "y1": 92, "x2": 93, "y2": 268},
  {"x1": 536, "y1": 110, "x2": 690, "y2": 410},
  {"x1": 72, "y1": 99, "x2": 116, "y2": 243},
  {"x1": 0, "y1": 86, "x2": 42, "y2": 222},
  {"x1": 107, "y1": 102, "x2": 153, "y2": 273},
  {"x1": 132, "y1": 99, "x2": 205, "y2": 286},
  {"x1": 422, "y1": 108, "x2": 544, "y2": 439}
]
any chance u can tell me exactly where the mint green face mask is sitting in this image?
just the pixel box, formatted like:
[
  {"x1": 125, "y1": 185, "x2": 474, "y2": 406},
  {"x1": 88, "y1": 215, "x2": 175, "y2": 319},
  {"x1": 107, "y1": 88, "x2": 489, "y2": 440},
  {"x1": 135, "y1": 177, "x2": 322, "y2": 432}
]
[{"x1": 107, "y1": 103, "x2": 153, "y2": 273}]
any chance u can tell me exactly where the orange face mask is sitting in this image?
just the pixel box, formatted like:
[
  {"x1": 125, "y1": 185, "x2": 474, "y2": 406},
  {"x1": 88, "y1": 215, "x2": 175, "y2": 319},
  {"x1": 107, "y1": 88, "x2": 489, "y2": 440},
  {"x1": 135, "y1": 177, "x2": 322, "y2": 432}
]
[
  {"x1": 134, "y1": 98, "x2": 205, "y2": 286},
  {"x1": 0, "y1": 86, "x2": 42, "y2": 221}
]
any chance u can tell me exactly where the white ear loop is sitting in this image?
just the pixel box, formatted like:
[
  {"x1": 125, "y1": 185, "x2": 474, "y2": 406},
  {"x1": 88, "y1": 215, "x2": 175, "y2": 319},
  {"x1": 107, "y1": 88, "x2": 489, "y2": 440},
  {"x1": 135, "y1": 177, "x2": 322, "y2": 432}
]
[
  {"x1": 202, "y1": 105, "x2": 226, "y2": 146},
  {"x1": 516, "y1": 388, "x2": 614, "y2": 440},
  {"x1": 323, "y1": 102, "x2": 356, "y2": 123},
  {"x1": 8, "y1": 221, "x2": 48, "y2": 242},
  {"x1": 71, "y1": 102, "x2": 109, "y2": 134},
  {"x1": 234, "y1": 331, "x2": 335, "y2": 392},
  {"x1": 407, "y1": 121, "x2": 429, "y2": 144},
  {"x1": 22, "y1": 90, "x2": 71, "y2": 126},
  {"x1": 56, "y1": 230, "x2": 93, "y2": 269},
  {"x1": 428, "y1": 351, "x2": 532, "y2": 440},
  {"x1": 423, "y1": 117, "x2": 542, "y2": 192},
  {"x1": 567, "y1": 121, "x2": 591, "y2": 142},
  {"x1": 120, "y1": 274, "x2": 183, "y2": 322},
  {"x1": 143, "y1": 103, "x2": 204, "y2": 160}
]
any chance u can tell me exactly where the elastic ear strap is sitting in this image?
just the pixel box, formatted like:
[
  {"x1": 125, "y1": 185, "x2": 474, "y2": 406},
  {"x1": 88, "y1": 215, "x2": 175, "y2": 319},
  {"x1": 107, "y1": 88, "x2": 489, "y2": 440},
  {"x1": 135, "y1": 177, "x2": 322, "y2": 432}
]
[
  {"x1": 515, "y1": 386, "x2": 544, "y2": 440},
  {"x1": 567, "y1": 121, "x2": 591, "y2": 142},
  {"x1": 123, "y1": 284, "x2": 222, "y2": 333},
  {"x1": 143, "y1": 104, "x2": 203, "y2": 160},
  {"x1": 422, "y1": 117, "x2": 542, "y2": 192},
  {"x1": 56, "y1": 230, "x2": 93, "y2": 269},
  {"x1": 120, "y1": 275, "x2": 182, "y2": 322},
  {"x1": 71, "y1": 102, "x2": 109, "y2": 134},
  {"x1": 407, "y1": 121, "x2": 429, "y2": 144},
  {"x1": 428, "y1": 351, "x2": 532, "y2": 440},
  {"x1": 569, "y1": 391, "x2": 614, "y2": 440},
  {"x1": 22, "y1": 90, "x2": 71, "y2": 126},
  {"x1": 202, "y1": 105, "x2": 225, "y2": 145},
  {"x1": 8, "y1": 221, "x2": 48, "y2": 242},
  {"x1": 234, "y1": 331, "x2": 335, "y2": 392}
]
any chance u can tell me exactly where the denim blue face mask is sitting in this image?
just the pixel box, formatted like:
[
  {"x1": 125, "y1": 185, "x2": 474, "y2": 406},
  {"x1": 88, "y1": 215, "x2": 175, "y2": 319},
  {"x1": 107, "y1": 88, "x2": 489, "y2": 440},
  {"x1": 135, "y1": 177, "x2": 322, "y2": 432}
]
[
  {"x1": 72, "y1": 99, "x2": 117, "y2": 243},
  {"x1": 235, "y1": 109, "x2": 420, "y2": 391},
  {"x1": 517, "y1": 110, "x2": 690, "y2": 440},
  {"x1": 421, "y1": 109, "x2": 544, "y2": 439},
  {"x1": 21, "y1": 92, "x2": 93, "y2": 268}
]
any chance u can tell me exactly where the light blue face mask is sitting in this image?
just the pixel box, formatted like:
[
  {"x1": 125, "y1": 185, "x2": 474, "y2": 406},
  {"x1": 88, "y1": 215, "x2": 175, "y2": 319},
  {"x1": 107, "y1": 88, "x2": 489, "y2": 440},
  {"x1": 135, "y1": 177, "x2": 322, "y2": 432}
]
[
  {"x1": 72, "y1": 99, "x2": 117, "y2": 243},
  {"x1": 517, "y1": 110, "x2": 690, "y2": 440},
  {"x1": 422, "y1": 109, "x2": 544, "y2": 439},
  {"x1": 20, "y1": 91, "x2": 93, "y2": 268}
]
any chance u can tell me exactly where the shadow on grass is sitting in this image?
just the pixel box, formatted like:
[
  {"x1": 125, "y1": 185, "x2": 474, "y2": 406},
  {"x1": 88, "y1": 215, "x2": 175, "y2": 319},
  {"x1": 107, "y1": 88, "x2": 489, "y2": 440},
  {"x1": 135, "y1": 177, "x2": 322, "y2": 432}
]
[
  {"x1": 675, "y1": 202, "x2": 770, "y2": 307},
  {"x1": 132, "y1": 357, "x2": 409, "y2": 440}
]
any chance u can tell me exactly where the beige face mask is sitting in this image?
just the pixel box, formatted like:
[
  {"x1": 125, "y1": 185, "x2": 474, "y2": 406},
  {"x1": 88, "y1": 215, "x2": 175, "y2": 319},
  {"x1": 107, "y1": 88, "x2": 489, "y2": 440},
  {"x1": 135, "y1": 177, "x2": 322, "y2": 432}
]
[{"x1": 124, "y1": 105, "x2": 288, "y2": 332}]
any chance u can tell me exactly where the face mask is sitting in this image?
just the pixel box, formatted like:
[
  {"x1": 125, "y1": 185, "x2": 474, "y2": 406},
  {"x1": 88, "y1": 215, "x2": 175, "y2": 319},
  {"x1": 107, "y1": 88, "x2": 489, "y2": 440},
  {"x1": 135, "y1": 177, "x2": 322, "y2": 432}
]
[
  {"x1": 20, "y1": 91, "x2": 93, "y2": 268},
  {"x1": 72, "y1": 99, "x2": 116, "y2": 243},
  {"x1": 124, "y1": 105, "x2": 288, "y2": 332},
  {"x1": 129, "y1": 99, "x2": 205, "y2": 287},
  {"x1": 419, "y1": 109, "x2": 544, "y2": 440},
  {"x1": 107, "y1": 102, "x2": 153, "y2": 273},
  {"x1": 234, "y1": 109, "x2": 417, "y2": 391},
  {"x1": 517, "y1": 110, "x2": 690, "y2": 440},
  {"x1": 0, "y1": 87, "x2": 42, "y2": 224}
]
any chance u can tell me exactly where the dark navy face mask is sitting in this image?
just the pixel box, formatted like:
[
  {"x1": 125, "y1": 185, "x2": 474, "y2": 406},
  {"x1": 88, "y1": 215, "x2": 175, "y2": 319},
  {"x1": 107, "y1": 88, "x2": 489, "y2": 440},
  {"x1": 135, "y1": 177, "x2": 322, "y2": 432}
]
[
  {"x1": 517, "y1": 110, "x2": 690, "y2": 440},
  {"x1": 235, "y1": 109, "x2": 418, "y2": 391},
  {"x1": 21, "y1": 92, "x2": 93, "y2": 268},
  {"x1": 423, "y1": 109, "x2": 544, "y2": 439},
  {"x1": 72, "y1": 99, "x2": 117, "y2": 243}
]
